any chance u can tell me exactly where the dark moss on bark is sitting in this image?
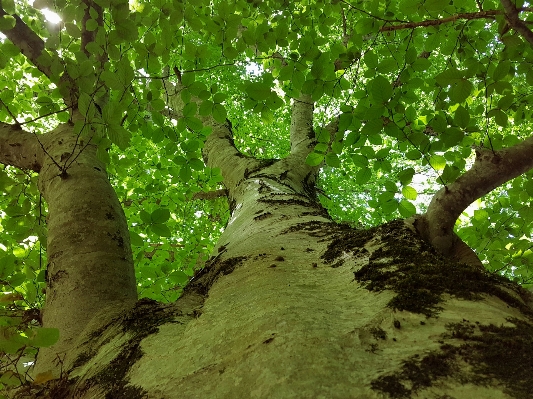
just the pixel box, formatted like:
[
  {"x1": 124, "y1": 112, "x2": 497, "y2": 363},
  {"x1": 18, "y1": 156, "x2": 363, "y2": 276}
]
[
  {"x1": 373, "y1": 318, "x2": 533, "y2": 399},
  {"x1": 184, "y1": 256, "x2": 248, "y2": 297},
  {"x1": 351, "y1": 220, "x2": 533, "y2": 317}
]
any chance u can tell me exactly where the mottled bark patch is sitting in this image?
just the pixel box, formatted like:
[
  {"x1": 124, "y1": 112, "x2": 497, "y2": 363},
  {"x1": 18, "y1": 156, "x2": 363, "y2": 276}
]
[
  {"x1": 372, "y1": 351, "x2": 455, "y2": 398},
  {"x1": 68, "y1": 299, "x2": 183, "y2": 398},
  {"x1": 283, "y1": 220, "x2": 372, "y2": 264},
  {"x1": 372, "y1": 318, "x2": 533, "y2": 398},
  {"x1": 184, "y1": 256, "x2": 248, "y2": 297},
  {"x1": 353, "y1": 220, "x2": 533, "y2": 318},
  {"x1": 120, "y1": 298, "x2": 179, "y2": 335},
  {"x1": 87, "y1": 343, "x2": 146, "y2": 399}
]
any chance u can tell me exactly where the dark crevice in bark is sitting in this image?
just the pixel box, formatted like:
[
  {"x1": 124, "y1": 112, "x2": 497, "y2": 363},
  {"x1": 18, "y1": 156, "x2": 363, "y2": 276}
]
[{"x1": 184, "y1": 256, "x2": 249, "y2": 297}]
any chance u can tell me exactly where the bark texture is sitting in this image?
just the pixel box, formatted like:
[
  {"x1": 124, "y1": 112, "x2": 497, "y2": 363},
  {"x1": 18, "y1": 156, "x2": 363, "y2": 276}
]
[
  {"x1": 9, "y1": 150, "x2": 533, "y2": 399},
  {"x1": 34, "y1": 123, "x2": 137, "y2": 376},
  {"x1": 0, "y1": 121, "x2": 138, "y2": 378},
  {"x1": 417, "y1": 137, "x2": 533, "y2": 266}
]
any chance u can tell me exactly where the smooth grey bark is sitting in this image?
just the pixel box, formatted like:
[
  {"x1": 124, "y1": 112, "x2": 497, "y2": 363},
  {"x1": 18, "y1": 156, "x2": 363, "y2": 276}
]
[
  {"x1": 415, "y1": 137, "x2": 533, "y2": 267},
  {"x1": 0, "y1": 121, "x2": 138, "y2": 378}
]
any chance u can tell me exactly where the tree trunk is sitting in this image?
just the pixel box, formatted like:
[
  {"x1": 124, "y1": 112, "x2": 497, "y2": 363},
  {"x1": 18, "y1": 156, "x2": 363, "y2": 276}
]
[
  {"x1": 15, "y1": 154, "x2": 533, "y2": 399},
  {"x1": 0, "y1": 122, "x2": 138, "y2": 379}
]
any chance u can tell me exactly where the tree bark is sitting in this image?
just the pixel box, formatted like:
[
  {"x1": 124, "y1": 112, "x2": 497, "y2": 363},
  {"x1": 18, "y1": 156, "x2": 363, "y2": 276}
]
[
  {"x1": 415, "y1": 138, "x2": 533, "y2": 267},
  {"x1": 11, "y1": 145, "x2": 533, "y2": 399},
  {"x1": 0, "y1": 121, "x2": 138, "y2": 379}
]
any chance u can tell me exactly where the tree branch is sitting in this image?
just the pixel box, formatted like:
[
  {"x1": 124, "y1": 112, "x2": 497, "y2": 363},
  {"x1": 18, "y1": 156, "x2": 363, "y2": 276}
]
[
  {"x1": 289, "y1": 94, "x2": 314, "y2": 158},
  {"x1": 0, "y1": 6, "x2": 52, "y2": 79},
  {"x1": 160, "y1": 71, "x2": 257, "y2": 188},
  {"x1": 0, "y1": 6, "x2": 77, "y2": 108},
  {"x1": 192, "y1": 189, "x2": 228, "y2": 200},
  {"x1": 500, "y1": 0, "x2": 533, "y2": 46},
  {"x1": 381, "y1": 8, "x2": 533, "y2": 32},
  {"x1": 416, "y1": 136, "x2": 533, "y2": 266},
  {"x1": 0, "y1": 123, "x2": 44, "y2": 171}
]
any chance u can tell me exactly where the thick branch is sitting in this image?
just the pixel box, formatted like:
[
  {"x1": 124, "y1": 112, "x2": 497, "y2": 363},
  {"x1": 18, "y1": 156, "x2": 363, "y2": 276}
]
[
  {"x1": 0, "y1": 123, "x2": 44, "y2": 171},
  {"x1": 161, "y1": 75, "x2": 256, "y2": 189},
  {"x1": 500, "y1": 0, "x2": 533, "y2": 46},
  {"x1": 419, "y1": 136, "x2": 533, "y2": 264},
  {"x1": 81, "y1": 0, "x2": 104, "y2": 57},
  {"x1": 289, "y1": 94, "x2": 314, "y2": 157},
  {"x1": 0, "y1": 6, "x2": 52, "y2": 79}
]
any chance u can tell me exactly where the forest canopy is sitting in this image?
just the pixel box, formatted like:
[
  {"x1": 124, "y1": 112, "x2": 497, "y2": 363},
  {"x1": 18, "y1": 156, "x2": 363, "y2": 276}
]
[{"x1": 0, "y1": 0, "x2": 532, "y2": 357}]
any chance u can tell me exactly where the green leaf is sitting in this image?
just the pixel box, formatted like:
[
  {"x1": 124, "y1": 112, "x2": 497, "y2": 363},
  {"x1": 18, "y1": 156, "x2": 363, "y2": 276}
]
[
  {"x1": 180, "y1": 165, "x2": 192, "y2": 181},
  {"x1": 405, "y1": 150, "x2": 422, "y2": 160},
  {"x1": 429, "y1": 154, "x2": 446, "y2": 170},
  {"x1": 108, "y1": 125, "x2": 131, "y2": 150},
  {"x1": 449, "y1": 79, "x2": 473, "y2": 104},
  {"x1": 440, "y1": 164, "x2": 461, "y2": 183},
  {"x1": 212, "y1": 104, "x2": 227, "y2": 123},
  {"x1": 2, "y1": 0, "x2": 16, "y2": 14},
  {"x1": 441, "y1": 128, "x2": 464, "y2": 148},
  {"x1": 129, "y1": 231, "x2": 144, "y2": 246},
  {"x1": 369, "y1": 75, "x2": 392, "y2": 103},
  {"x1": 31, "y1": 328, "x2": 60, "y2": 347},
  {"x1": 151, "y1": 208, "x2": 170, "y2": 224},
  {"x1": 306, "y1": 152, "x2": 323, "y2": 166},
  {"x1": 86, "y1": 19, "x2": 99, "y2": 31},
  {"x1": 380, "y1": 199, "x2": 398, "y2": 215},
  {"x1": 356, "y1": 167, "x2": 372, "y2": 185},
  {"x1": 488, "y1": 109, "x2": 508, "y2": 127},
  {"x1": 361, "y1": 119, "x2": 383, "y2": 136},
  {"x1": 402, "y1": 186, "x2": 417, "y2": 200},
  {"x1": 325, "y1": 153, "x2": 341, "y2": 168},
  {"x1": 398, "y1": 200, "x2": 416, "y2": 217},
  {"x1": 65, "y1": 22, "x2": 82, "y2": 38},
  {"x1": 363, "y1": 51, "x2": 378, "y2": 69},
  {"x1": 352, "y1": 154, "x2": 368, "y2": 167},
  {"x1": 454, "y1": 106, "x2": 470, "y2": 128},
  {"x1": 0, "y1": 15, "x2": 15, "y2": 30},
  {"x1": 150, "y1": 223, "x2": 172, "y2": 237},
  {"x1": 183, "y1": 102, "x2": 197, "y2": 117},
  {"x1": 169, "y1": 270, "x2": 189, "y2": 284},
  {"x1": 435, "y1": 68, "x2": 463, "y2": 86},
  {"x1": 246, "y1": 82, "x2": 271, "y2": 101},
  {"x1": 101, "y1": 70, "x2": 123, "y2": 90},
  {"x1": 492, "y1": 60, "x2": 511, "y2": 81},
  {"x1": 140, "y1": 210, "x2": 151, "y2": 224},
  {"x1": 150, "y1": 99, "x2": 166, "y2": 111},
  {"x1": 397, "y1": 168, "x2": 415, "y2": 184}
]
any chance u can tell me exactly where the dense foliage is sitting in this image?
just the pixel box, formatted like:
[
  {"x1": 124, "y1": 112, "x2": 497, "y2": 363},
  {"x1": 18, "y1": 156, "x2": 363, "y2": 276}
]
[{"x1": 1, "y1": 0, "x2": 533, "y2": 388}]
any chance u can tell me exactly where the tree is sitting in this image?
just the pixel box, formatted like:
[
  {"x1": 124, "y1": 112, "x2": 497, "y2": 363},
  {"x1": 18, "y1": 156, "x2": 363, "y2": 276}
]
[{"x1": 1, "y1": 0, "x2": 533, "y2": 397}]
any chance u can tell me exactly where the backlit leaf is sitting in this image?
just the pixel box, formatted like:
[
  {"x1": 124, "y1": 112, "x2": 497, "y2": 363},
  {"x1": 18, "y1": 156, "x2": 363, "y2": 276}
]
[{"x1": 402, "y1": 186, "x2": 417, "y2": 200}]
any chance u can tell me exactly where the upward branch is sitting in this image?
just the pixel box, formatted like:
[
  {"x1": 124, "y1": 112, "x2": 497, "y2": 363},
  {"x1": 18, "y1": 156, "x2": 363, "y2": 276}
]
[
  {"x1": 289, "y1": 94, "x2": 314, "y2": 158},
  {"x1": 500, "y1": 0, "x2": 533, "y2": 46},
  {"x1": 161, "y1": 73, "x2": 259, "y2": 191},
  {"x1": 417, "y1": 136, "x2": 533, "y2": 266},
  {"x1": 0, "y1": 6, "x2": 77, "y2": 108},
  {"x1": 0, "y1": 6, "x2": 52, "y2": 79}
]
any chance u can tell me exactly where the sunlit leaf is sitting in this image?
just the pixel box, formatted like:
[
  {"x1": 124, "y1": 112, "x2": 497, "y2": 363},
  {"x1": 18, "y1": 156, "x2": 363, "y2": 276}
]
[
  {"x1": 402, "y1": 186, "x2": 417, "y2": 200},
  {"x1": 429, "y1": 155, "x2": 446, "y2": 170}
]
